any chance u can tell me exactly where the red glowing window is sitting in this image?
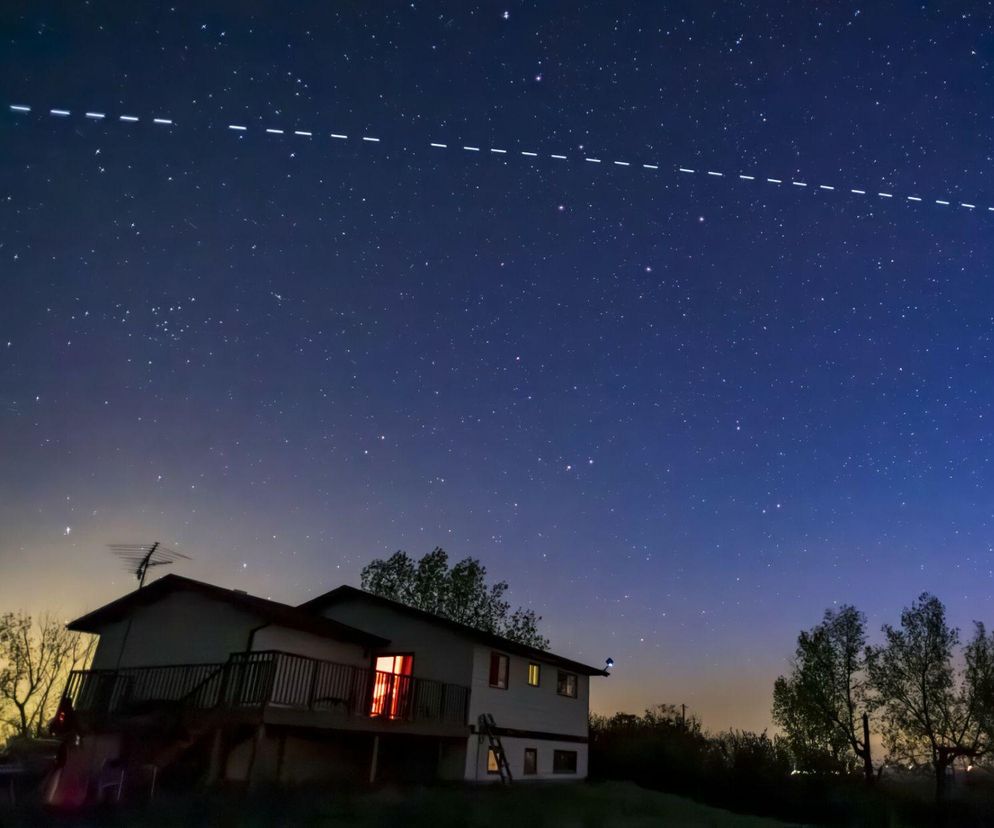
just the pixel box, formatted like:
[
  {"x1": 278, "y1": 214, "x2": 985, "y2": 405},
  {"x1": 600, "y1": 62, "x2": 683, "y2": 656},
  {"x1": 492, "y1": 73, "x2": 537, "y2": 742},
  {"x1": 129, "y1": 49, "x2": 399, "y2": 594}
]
[{"x1": 370, "y1": 654, "x2": 413, "y2": 719}]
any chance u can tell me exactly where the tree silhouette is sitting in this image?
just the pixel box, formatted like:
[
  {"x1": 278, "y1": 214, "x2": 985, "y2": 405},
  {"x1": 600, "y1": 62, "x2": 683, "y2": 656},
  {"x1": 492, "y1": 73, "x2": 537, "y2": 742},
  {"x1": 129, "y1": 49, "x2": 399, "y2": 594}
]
[
  {"x1": 866, "y1": 593, "x2": 994, "y2": 803},
  {"x1": 360, "y1": 547, "x2": 549, "y2": 649},
  {"x1": 773, "y1": 605, "x2": 874, "y2": 781},
  {"x1": 0, "y1": 611, "x2": 94, "y2": 741}
]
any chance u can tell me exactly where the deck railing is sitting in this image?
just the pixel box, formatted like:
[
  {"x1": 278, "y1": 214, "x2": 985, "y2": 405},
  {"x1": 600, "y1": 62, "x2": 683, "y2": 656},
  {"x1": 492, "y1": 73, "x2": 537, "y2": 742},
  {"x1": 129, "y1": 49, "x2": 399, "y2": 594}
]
[{"x1": 62, "y1": 651, "x2": 470, "y2": 728}]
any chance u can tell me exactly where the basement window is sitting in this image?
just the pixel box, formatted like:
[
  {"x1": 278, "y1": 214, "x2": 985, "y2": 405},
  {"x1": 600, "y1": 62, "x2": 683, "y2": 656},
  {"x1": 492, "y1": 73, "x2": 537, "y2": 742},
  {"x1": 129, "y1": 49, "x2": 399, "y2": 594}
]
[
  {"x1": 523, "y1": 748, "x2": 537, "y2": 775},
  {"x1": 487, "y1": 747, "x2": 502, "y2": 774},
  {"x1": 553, "y1": 749, "x2": 577, "y2": 774}
]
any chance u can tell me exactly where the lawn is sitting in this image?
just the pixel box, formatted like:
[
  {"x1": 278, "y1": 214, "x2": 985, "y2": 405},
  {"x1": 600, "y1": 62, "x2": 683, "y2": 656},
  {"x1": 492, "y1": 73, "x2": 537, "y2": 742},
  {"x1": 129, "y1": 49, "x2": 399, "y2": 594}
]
[{"x1": 4, "y1": 781, "x2": 797, "y2": 827}]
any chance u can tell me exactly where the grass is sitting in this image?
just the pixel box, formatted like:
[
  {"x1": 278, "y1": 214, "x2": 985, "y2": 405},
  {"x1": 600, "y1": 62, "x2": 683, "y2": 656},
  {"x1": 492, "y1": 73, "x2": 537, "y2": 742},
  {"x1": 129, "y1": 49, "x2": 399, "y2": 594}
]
[{"x1": 3, "y1": 781, "x2": 797, "y2": 827}]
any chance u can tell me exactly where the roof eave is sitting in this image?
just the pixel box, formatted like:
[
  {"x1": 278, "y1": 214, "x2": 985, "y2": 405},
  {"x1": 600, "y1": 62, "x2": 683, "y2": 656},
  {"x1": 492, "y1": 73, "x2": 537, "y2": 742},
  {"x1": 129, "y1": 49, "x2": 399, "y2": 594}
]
[{"x1": 301, "y1": 584, "x2": 608, "y2": 676}]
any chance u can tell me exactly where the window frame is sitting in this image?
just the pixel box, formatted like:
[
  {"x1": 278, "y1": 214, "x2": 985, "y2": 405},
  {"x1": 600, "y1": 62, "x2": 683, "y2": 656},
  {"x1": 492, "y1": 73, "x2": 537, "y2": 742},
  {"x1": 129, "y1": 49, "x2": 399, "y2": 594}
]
[
  {"x1": 527, "y1": 662, "x2": 541, "y2": 687},
  {"x1": 556, "y1": 669, "x2": 578, "y2": 698},
  {"x1": 369, "y1": 652, "x2": 415, "y2": 719},
  {"x1": 523, "y1": 747, "x2": 538, "y2": 776},
  {"x1": 553, "y1": 749, "x2": 578, "y2": 774},
  {"x1": 489, "y1": 651, "x2": 510, "y2": 690},
  {"x1": 487, "y1": 746, "x2": 502, "y2": 774}
]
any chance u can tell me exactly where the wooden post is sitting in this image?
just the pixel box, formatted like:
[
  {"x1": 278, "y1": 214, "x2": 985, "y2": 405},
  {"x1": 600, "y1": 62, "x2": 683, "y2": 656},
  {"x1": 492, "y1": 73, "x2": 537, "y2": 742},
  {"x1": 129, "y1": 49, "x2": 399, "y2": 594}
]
[
  {"x1": 205, "y1": 728, "x2": 224, "y2": 786},
  {"x1": 369, "y1": 735, "x2": 380, "y2": 785},
  {"x1": 276, "y1": 732, "x2": 287, "y2": 784},
  {"x1": 245, "y1": 724, "x2": 265, "y2": 787}
]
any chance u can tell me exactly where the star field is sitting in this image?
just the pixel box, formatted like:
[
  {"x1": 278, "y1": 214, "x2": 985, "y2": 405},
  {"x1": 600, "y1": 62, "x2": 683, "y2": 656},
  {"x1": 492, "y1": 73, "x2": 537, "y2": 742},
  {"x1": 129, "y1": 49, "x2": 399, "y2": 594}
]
[{"x1": 1, "y1": 1, "x2": 993, "y2": 731}]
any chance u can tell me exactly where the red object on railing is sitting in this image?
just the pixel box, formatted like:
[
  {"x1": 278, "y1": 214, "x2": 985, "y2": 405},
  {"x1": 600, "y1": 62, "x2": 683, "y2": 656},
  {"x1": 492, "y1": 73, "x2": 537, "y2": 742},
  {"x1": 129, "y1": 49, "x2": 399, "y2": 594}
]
[{"x1": 48, "y1": 695, "x2": 76, "y2": 736}]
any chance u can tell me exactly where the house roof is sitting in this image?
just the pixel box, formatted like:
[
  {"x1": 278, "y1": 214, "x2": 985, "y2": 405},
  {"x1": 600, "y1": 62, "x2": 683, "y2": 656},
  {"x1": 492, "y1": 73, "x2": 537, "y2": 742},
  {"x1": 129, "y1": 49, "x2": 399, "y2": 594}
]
[
  {"x1": 67, "y1": 574, "x2": 389, "y2": 648},
  {"x1": 298, "y1": 585, "x2": 609, "y2": 676}
]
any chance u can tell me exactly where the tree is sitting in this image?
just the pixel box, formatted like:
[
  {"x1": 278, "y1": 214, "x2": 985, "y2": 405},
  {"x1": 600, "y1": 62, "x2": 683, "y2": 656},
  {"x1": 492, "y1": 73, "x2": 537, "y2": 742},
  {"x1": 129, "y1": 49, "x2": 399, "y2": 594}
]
[
  {"x1": 360, "y1": 547, "x2": 549, "y2": 649},
  {"x1": 772, "y1": 605, "x2": 874, "y2": 781},
  {"x1": 0, "y1": 611, "x2": 94, "y2": 742},
  {"x1": 866, "y1": 593, "x2": 993, "y2": 802}
]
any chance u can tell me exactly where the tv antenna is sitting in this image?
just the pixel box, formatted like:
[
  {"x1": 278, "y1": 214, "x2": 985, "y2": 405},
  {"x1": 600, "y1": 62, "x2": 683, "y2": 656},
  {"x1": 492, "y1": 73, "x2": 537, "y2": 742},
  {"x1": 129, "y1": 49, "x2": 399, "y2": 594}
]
[
  {"x1": 109, "y1": 542, "x2": 190, "y2": 588},
  {"x1": 107, "y1": 542, "x2": 191, "y2": 671}
]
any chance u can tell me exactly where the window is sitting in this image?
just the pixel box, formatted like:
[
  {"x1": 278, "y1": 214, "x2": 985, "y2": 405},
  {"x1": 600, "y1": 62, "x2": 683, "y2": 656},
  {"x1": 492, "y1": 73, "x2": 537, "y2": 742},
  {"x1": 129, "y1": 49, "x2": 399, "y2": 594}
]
[
  {"x1": 527, "y1": 662, "x2": 541, "y2": 687},
  {"x1": 523, "y1": 748, "x2": 537, "y2": 775},
  {"x1": 556, "y1": 670, "x2": 577, "y2": 698},
  {"x1": 553, "y1": 749, "x2": 577, "y2": 774},
  {"x1": 489, "y1": 652, "x2": 509, "y2": 689},
  {"x1": 370, "y1": 654, "x2": 413, "y2": 719},
  {"x1": 487, "y1": 747, "x2": 502, "y2": 774}
]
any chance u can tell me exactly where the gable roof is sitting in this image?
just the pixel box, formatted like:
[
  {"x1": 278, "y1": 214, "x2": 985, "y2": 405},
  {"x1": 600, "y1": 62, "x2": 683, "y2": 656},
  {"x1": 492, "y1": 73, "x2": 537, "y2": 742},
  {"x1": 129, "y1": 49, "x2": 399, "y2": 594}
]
[
  {"x1": 67, "y1": 574, "x2": 389, "y2": 648},
  {"x1": 298, "y1": 585, "x2": 608, "y2": 676}
]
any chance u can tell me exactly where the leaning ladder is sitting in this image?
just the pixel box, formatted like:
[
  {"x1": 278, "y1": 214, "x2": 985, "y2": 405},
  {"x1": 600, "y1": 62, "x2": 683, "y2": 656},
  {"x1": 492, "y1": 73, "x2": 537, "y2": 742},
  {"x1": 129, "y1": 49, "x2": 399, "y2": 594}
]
[{"x1": 478, "y1": 713, "x2": 513, "y2": 784}]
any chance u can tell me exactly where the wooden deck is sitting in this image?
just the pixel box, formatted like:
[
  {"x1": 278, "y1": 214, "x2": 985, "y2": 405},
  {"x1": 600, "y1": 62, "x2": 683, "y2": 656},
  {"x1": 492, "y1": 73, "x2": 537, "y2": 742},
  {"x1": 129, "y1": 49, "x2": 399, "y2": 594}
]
[{"x1": 62, "y1": 650, "x2": 471, "y2": 737}]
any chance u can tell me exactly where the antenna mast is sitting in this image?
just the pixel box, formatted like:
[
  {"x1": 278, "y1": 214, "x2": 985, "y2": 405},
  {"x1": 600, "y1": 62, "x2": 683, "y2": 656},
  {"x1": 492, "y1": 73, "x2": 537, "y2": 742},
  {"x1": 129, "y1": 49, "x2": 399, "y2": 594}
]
[
  {"x1": 109, "y1": 542, "x2": 190, "y2": 589},
  {"x1": 107, "y1": 541, "x2": 192, "y2": 670}
]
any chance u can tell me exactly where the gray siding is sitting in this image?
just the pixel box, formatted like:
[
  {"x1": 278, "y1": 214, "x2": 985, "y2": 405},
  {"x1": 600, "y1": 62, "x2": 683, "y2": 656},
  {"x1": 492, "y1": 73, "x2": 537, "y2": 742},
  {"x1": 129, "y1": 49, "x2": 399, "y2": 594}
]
[
  {"x1": 251, "y1": 626, "x2": 368, "y2": 666},
  {"x1": 316, "y1": 598, "x2": 476, "y2": 688},
  {"x1": 89, "y1": 590, "x2": 261, "y2": 669}
]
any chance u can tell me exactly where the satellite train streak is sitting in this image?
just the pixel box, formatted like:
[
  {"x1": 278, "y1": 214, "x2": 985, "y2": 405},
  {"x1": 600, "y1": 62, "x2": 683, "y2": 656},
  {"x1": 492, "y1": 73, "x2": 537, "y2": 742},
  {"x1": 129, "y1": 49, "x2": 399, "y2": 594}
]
[{"x1": 7, "y1": 102, "x2": 991, "y2": 217}]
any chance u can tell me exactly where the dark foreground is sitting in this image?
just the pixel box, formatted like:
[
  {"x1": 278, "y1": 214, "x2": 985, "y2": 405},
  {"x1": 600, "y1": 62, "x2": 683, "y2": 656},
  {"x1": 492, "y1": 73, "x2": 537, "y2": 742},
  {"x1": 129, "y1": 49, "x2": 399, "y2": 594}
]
[{"x1": 0, "y1": 781, "x2": 792, "y2": 828}]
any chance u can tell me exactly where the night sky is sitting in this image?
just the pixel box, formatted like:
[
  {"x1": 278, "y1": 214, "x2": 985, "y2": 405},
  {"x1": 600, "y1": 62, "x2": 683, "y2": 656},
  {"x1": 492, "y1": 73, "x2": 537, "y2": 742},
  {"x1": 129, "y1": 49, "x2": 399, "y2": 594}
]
[{"x1": 2, "y1": 2, "x2": 993, "y2": 732}]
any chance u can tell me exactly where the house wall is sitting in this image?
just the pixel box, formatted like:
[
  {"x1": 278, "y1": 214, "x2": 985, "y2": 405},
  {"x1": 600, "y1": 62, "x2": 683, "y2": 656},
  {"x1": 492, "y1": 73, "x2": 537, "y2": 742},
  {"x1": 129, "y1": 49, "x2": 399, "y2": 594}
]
[
  {"x1": 89, "y1": 590, "x2": 262, "y2": 669},
  {"x1": 251, "y1": 626, "x2": 370, "y2": 709},
  {"x1": 464, "y1": 734, "x2": 587, "y2": 782},
  {"x1": 316, "y1": 598, "x2": 476, "y2": 688},
  {"x1": 467, "y1": 644, "x2": 590, "y2": 738},
  {"x1": 251, "y1": 625, "x2": 368, "y2": 666}
]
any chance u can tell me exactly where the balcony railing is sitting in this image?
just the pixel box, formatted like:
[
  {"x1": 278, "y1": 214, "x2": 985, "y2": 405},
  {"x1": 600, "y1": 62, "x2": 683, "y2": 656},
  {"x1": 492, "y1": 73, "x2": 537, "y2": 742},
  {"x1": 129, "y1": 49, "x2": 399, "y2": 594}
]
[{"x1": 62, "y1": 651, "x2": 470, "y2": 729}]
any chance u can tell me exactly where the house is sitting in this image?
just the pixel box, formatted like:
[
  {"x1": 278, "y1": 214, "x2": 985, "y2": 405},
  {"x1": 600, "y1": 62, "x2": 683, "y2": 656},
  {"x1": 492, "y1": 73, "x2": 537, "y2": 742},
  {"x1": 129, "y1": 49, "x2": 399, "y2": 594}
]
[{"x1": 51, "y1": 574, "x2": 606, "y2": 802}]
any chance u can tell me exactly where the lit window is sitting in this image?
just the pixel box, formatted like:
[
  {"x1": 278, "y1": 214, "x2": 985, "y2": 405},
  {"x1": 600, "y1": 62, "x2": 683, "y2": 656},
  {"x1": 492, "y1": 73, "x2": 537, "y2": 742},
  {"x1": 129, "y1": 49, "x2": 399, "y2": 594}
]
[
  {"x1": 489, "y1": 652, "x2": 509, "y2": 689},
  {"x1": 370, "y1": 654, "x2": 413, "y2": 718},
  {"x1": 487, "y1": 747, "x2": 502, "y2": 774},
  {"x1": 523, "y1": 748, "x2": 537, "y2": 775},
  {"x1": 556, "y1": 670, "x2": 577, "y2": 698},
  {"x1": 528, "y1": 663, "x2": 540, "y2": 687},
  {"x1": 553, "y1": 749, "x2": 577, "y2": 774}
]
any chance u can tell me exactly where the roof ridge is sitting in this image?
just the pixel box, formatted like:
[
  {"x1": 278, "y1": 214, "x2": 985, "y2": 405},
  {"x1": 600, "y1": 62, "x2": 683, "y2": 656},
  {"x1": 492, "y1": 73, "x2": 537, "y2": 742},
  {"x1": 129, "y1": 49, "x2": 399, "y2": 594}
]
[
  {"x1": 298, "y1": 584, "x2": 607, "y2": 676},
  {"x1": 67, "y1": 574, "x2": 389, "y2": 648}
]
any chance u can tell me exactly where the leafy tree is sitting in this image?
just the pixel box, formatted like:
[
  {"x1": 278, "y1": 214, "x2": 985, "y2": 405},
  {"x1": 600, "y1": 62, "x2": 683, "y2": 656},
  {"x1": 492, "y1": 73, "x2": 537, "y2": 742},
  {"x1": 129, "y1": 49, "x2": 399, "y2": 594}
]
[
  {"x1": 773, "y1": 605, "x2": 874, "y2": 781},
  {"x1": 360, "y1": 547, "x2": 549, "y2": 649},
  {"x1": 0, "y1": 611, "x2": 94, "y2": 741},
  {"x1": 866, "y1": 593, "x2": 993, "y2": 802}
]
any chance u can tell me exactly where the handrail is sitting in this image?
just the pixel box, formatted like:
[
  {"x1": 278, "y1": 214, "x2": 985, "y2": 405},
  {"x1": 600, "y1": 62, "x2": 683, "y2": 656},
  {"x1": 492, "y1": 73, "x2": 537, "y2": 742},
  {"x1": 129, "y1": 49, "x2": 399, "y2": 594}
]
[{"x1": 63, "y1": 650, "x2": 470, "y2": 728}]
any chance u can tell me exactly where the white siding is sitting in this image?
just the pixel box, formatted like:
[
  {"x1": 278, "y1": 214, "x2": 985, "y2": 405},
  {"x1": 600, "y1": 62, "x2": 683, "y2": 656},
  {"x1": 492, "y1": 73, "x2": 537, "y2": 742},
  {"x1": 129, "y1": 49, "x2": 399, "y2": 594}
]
[
  {"x1": 89, "y1": 590, "x2": 260, "y2": 669},
  {"x1": 464, "y1": 735, "x2": 587, "y2": 782},
  {"x1": 468, "y1": 645, "x2": 590, "y2": 737}
]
